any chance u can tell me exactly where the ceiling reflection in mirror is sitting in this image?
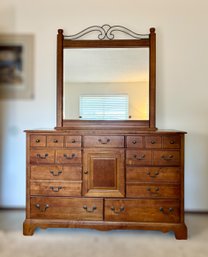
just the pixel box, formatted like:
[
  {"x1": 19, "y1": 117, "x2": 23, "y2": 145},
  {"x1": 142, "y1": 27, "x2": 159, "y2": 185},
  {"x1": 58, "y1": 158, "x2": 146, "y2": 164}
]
[{"x1": 63, "y1": 48, "x2": 149, "y2": 120}]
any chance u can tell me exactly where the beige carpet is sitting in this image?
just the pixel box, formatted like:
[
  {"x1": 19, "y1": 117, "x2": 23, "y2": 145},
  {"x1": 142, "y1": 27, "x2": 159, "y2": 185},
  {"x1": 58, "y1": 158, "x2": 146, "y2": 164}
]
[{"x1": 0, "y1": 212, "x2": 208, "y2": 257}]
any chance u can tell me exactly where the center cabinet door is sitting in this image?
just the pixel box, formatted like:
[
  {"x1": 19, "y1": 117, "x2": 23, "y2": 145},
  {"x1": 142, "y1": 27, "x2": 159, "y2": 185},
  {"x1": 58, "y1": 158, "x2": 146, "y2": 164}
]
[{"x1": 83, "y1": 149, "x2": 125, "y2": 197}]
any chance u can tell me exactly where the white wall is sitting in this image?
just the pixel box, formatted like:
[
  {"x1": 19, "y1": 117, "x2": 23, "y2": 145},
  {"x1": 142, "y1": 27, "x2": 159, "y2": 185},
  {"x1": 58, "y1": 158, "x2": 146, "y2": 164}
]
[{"x1": 0, "y1": 0, "x2": 208, "y2": 210}]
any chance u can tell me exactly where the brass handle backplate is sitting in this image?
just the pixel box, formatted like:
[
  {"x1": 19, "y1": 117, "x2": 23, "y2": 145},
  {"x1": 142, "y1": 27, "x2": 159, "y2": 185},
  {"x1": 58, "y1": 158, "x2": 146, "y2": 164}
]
[
  {"x1": 50, "y1": 186, "x2": 62, "y2": 192},
  {"x1": 83, "y1": 205, "x2": 97, "y2": 213},
  {"x1": 35, "y1": 203, "x2": 49, "y2": 212},
  {"x1": 134, "y1": 154, "x2": 145, "y2": 160},
  {"x1": 98, "y1": 138, "x2": 110, "y2": 144},
  {"x1": 161, "y1": 155, "x2": 173, "y2": 161},
  {"x1": 64, "y1": 153, "x2": 76, "y2": 159},
  {"x1": 111, "y1": 206, "x2": 125, "y2": 214},
  {"x1": 50, "y1": 170, "x2": 62, "y2": 176},
  {"x1": 36, "y1": 153, "x2": 48, "y2": 159}
]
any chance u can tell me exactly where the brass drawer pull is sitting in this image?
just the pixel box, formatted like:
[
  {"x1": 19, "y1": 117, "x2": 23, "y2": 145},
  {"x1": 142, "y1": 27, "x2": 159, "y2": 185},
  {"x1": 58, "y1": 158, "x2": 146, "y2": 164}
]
[
  {"x1": 64, "y1": 153, "x2": 76, "y2": 159},
  {"x1": 53, "y1": 139, "x2": 58, "y2": 143},
  {"x1": 50, "y1": 170, "x2": 62, "y2": 176},
  {"x1": 35, "y1": 203, "x2": 49, "y2": 212},
  {"x1": 98, "y1": 138, "x2": 110, "y2": 144},
  {"x1": 111, "y1": 206, "x2": 125, "y2": 214},
  {"x1": 50, "y1": 186, "x2": 62, "y2": 192},
  {"x1": 151, "y1": 140, "x2": 156, "y2": 144},
  {"x1": 36, "y1": 139, "x2": 40, "y2": 143},
  {"x1": 83, "y1": 205, "x2": 97, "y2": 213},
  {"x1": 146, "y1": 171, "x2": 159, "y2": 178},
  {"x1": 36, "y1": 153, "x2": 48, "y2": 159},
  {"x1": 71, "y1": 139, "x2": 76, "y2": 143},
  {"x1": 134, "y1": 154, "x2": 145, "y2": 160},
  {"x1": 161, "y1": 155, "x2": 173, "y2": 161},
  {"x1": 84, "y1": 170, "x2": 88, "y2": 174},
  {"x1": 170, "y1": 140, "x2": 175, "y2": 144},
  {"x1": 132, "y1": 140, "x2": 137, "y2": 144},
  {"x1": 159, "y1": 207, "x2": 174, "y2": 214},
  {"x1": 147, "y1": 187, "x2": 160, "y2": 193}
]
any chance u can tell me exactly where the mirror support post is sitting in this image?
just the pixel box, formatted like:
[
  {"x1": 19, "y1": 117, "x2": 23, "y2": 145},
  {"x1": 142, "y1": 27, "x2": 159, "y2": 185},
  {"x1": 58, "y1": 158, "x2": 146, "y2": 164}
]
[
  {"x1": 57, "y1": 29, "x2": 64, "y2": 127},
  {"x1": 149, "y1": 27, "x2": 156, "y2": 129}
]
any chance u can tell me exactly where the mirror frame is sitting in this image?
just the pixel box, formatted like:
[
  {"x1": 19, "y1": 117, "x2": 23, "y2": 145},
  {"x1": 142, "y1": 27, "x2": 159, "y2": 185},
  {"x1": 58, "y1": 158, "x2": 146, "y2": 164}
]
[{"x1": 56, "y1": 26, "x2": 156, "y2": 130}]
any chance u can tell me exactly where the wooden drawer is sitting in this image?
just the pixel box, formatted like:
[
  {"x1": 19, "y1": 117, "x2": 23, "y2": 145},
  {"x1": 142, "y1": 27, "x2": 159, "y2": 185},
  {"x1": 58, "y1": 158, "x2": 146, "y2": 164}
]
[
  {"x1": 56, "y1": 149, "x2": 82, "y2": 164},
  {"x1": 126, "y1": 183, "x2": 180, "y2": 198},
  {"x1": 65, "y1": 136, "x2": 81, "y2": 147},
  {"x1": 163, "y1": 135, "x2": 181, "y2": 149},
  {"x1": 153, "y1": 151, "x2": 180, "y2": 166},
  {"x1": 145, "y1": 136, "x2": 162, "y2": 148},
  {"x1": 84, "y1": 136, "x2": 124, "y2": 148},
  {"x1": 30, "y1": 150, "x2": 55, "y2": 164},
  {"x1": 30, "y1": 135, "x2": 46, "y2": 147},
  {"x1": 30, "y1": 181, "x2": 81, "y2": 197},
  {"x1": 31, "y1": 165, "x2": 82, "y2": 180},
  {"x1": 126, "y1": 167, "x2": 180, "y2": 183},
  {"x1": 126, "y1": 150, "x2": 152, "y2": 166},
  {"x1": 47, "y1": 135, "x2": 64, "y2": 147},
  {"x1": 105, "y1": 199, "x2": 180, "y2": 223},
  {"x1": 126, "y1": 136, "x2": 143, "y2": 148},
  {"x1": 30, "y1": 197, "x2": 103, "y2": 220}
]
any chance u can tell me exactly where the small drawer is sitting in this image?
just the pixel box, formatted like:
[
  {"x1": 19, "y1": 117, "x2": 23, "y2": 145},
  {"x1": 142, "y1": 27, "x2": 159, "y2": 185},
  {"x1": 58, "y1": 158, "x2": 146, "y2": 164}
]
[
  {"x1": 30, "y1": 150, "x2": 55, "y2": 164},
  {"x1": 163, "y1": 135, "x2": 181, "y2": 149},
  {"x1": 145, "y1": 136, "x2": 162, "y2": 148},
  {"x1": 65, "y1": 136, "x2": 81, "y2": 147},
  {"x1": 31, "y1": 165, "x2": 82, "y2": 181},
  {"x1": 126, "y1": 183, "x2": 180, "y2": 198},
  {"x1": 47, "y1": 135, "x2": 64, "y2": 147},
  {"x1": 126, "y1": 136, "x2": 143, "y2": 148},
  {"x1": 56, "y1": 149, "x2": 82, "y2": 164},
  {"x1": 126, "y1": 150, "x2": 152, "y2": 166},
  {"x1": 153, "y1": 151, "x2": 180, "y2": 166},
  {"x1": 30, "y1": 181, "x2": 82, "y2": 197},
  {"x1": 126, "y1": 167, "x2": 180, "y2": 183},
  {"x1": 30, "y1": 135, "x2": 46, "y2": 147},
  {"x1": 31, "y1": 197, "x2": 103, "y2": 221},
  {"x1": 105, "y1": 199, "x2": 180, "y2": 223},
  {"x1": 84, "y1": 136, "x2": 124, "y2": 148}
]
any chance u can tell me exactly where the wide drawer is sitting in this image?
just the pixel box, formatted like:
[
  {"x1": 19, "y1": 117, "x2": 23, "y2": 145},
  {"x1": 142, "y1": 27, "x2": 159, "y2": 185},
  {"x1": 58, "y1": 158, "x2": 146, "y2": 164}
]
[
  {"x1": 30, "y1": 150, "x2": 55, "y2": 164},
  {"x1": 126, "y1": 167, "x2": 180, "y2": 183},
  {"x1": 31, "y1": 165, "x2": 82, "y2": 180},
  {"x1": 153, "y1": 151, "x2": 180, "y2": 166},
  {"x1": 56, "y1": 149, "x2": 82, "y2": 164},
  {"x1": 105, "y1": 199, "x2": 180, "y2": 223},
  {"x1": 126, "y1": 183, "x2": 180, "y2": 198},
  {"x1": 30, "y1": 181, "x2": 81, "y2": 196},
  {"x1": 30, "y1": 197, "x2": 103, "y2": 220},
  {"x1": 83, "y1": 136, "x2": 124, "y2": 148},
  {"x1": 126, "y1": 150, "x2": 152, "y2": 166}
]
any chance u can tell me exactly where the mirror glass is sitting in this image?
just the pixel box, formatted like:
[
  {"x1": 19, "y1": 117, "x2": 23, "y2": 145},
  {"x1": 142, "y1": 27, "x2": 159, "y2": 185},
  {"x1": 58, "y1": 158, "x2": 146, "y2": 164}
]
[{"x1": 63, "y1": 48, "x2": 149, "y2": 120}]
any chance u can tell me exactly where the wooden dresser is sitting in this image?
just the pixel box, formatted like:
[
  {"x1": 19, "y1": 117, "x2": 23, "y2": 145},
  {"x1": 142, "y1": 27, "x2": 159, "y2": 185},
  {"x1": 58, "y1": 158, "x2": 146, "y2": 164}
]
[{"x1": 23, "y1": 130, "x2": 187, "y2": 239}]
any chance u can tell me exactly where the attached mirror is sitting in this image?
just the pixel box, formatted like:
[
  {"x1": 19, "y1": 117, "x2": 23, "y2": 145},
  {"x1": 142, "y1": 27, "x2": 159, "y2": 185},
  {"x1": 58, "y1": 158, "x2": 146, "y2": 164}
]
[
  {"x1": 56, "y1": 25, "x2": 156, "y2": 130},
  {"x1": 63, "y1": 48, "x2": 149, "y2": 120}
]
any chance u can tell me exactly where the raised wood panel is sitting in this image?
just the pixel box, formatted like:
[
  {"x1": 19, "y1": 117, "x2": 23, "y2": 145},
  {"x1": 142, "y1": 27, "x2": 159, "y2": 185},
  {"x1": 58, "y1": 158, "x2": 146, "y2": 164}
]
[
  {"x1": 31, "y1": 165, "x2": 82, "y2": 181},
  {"x1": 30, "y1": 181, "x2": 81, "y2": 197},
  {"x1": 126, "y1": 167, "x2": 180, "y2": 183},
  {"x1": 126, "y1": 184, "x2": 180, "y2": 198},
  {"x1": 105, "y1": 199, "x2": 180, "y2": 223},
  {"x1": 30, "y1": 197, "x2": 103, "y2": 220},
  {"x1": 83, "y1": 136, "x2": 124, "y2": 148},
  {"x1": 83, "y1": 149, "x2": 124, "y2": 197}
]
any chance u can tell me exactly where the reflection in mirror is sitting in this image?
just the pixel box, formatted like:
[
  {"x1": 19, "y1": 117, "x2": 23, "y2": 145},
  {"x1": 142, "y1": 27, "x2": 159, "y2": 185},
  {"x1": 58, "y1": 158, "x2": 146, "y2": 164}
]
[{"x1": 64, "y1": 48, "x2": 149, "y2": 120}]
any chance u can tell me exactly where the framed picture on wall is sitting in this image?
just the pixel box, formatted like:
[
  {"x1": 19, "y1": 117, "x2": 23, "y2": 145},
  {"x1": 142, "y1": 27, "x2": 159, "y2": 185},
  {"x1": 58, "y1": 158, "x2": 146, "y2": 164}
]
[{"x1": 0, "y1": 34, "x2": 34, "y2": 99}]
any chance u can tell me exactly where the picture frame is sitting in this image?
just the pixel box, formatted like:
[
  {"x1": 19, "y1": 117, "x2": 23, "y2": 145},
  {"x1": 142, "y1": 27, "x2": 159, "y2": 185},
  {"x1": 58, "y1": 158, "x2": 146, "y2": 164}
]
[{"x1": 0, "y1": 34, "x2": 34, "y2": 99}]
